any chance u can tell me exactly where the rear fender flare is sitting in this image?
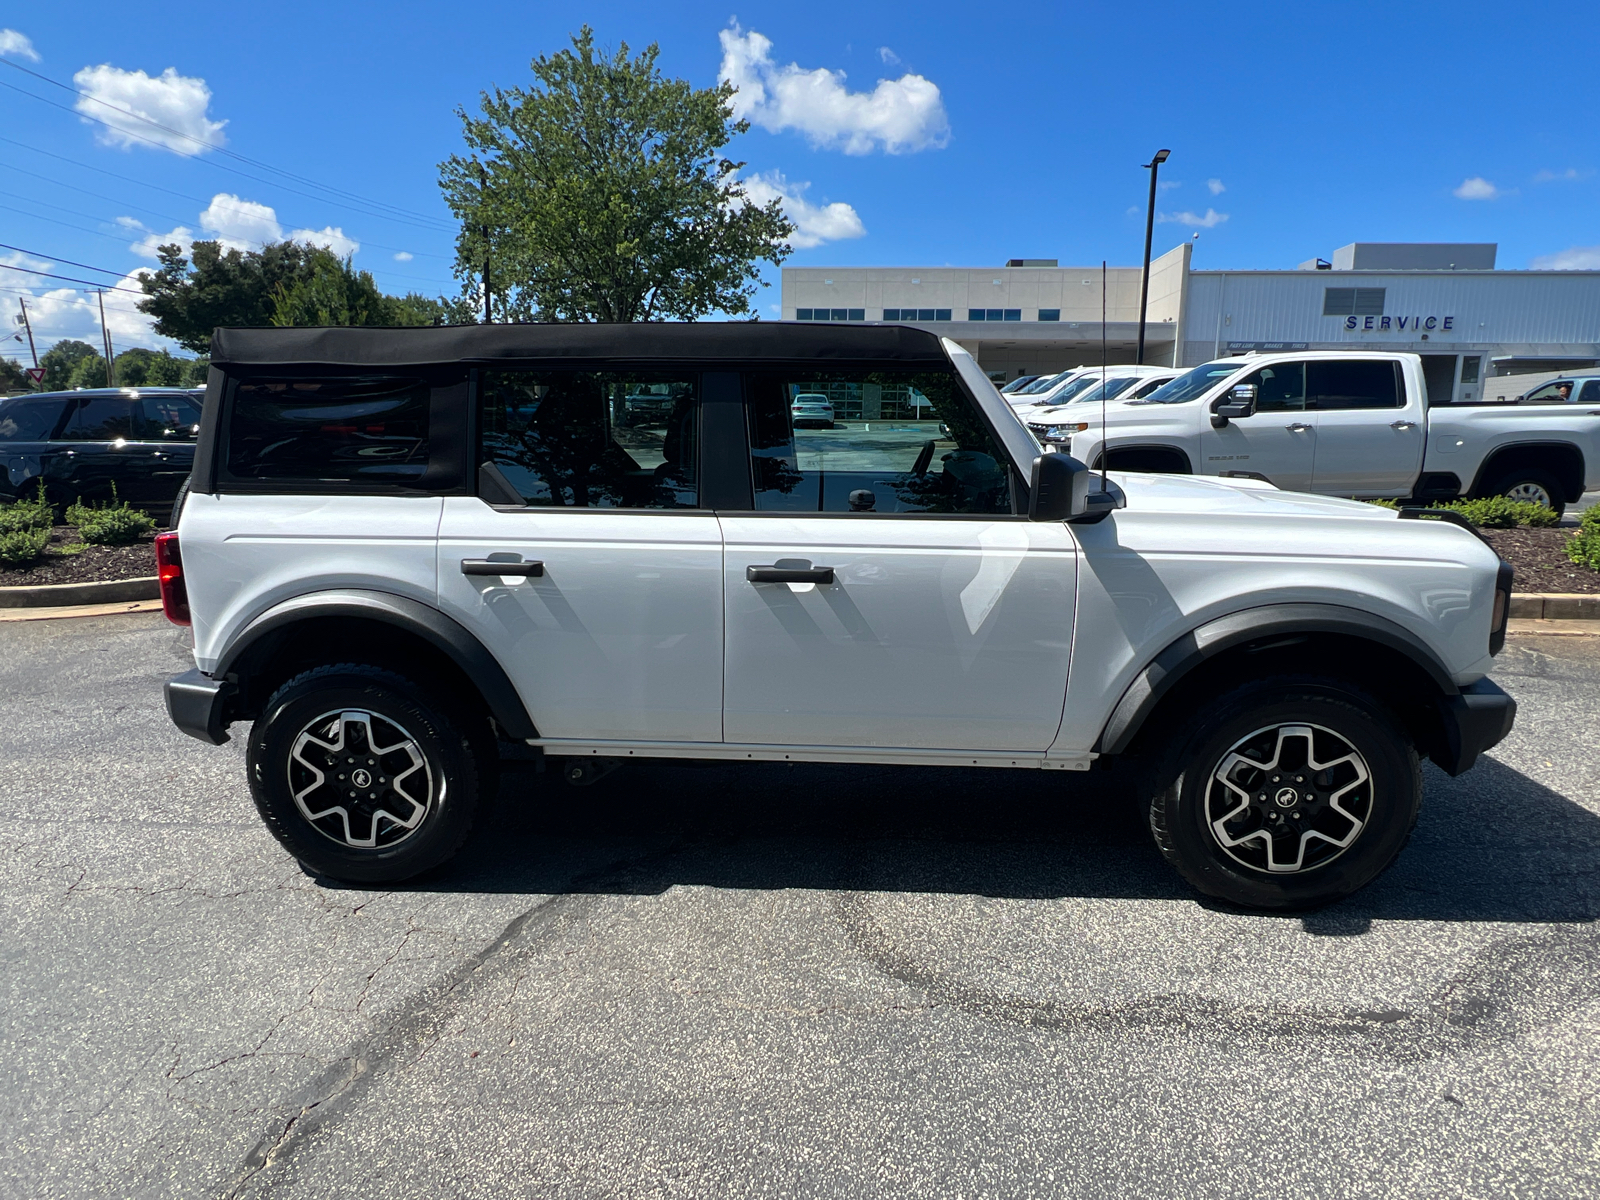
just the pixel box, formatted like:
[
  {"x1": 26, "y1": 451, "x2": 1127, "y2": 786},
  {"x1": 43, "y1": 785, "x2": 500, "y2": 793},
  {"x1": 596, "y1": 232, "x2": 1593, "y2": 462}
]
[{"x1": 213, "y1": 589, "x2": 538, "y2": 740}]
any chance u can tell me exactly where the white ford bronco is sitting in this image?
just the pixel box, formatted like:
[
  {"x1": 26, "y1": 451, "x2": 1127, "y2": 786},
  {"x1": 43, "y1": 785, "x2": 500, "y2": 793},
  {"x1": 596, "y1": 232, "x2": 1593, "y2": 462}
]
[
  {"x1": 161, "y1": 324, "x2": 1516, "y2": 911},
  {"x1": 1027, "y1": 350, "x2": 1600, "y2": 514}
]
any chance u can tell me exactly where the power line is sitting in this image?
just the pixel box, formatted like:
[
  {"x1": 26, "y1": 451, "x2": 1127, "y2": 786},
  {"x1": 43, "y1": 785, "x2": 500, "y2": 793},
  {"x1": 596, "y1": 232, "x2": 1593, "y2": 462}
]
[
  {"x1": 0, "y1": 262, "x2": 147, "y2": 295},
  {"x1": 0, "y1": 241, "x2": 143, "y2": 280},
  {"x1": 0, "y1": 59, "x2": 456, "y2": 231}
]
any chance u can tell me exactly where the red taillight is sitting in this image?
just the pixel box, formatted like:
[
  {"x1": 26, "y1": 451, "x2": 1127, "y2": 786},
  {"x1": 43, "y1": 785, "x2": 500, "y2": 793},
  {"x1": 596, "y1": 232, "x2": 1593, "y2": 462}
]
[{"x1": 154, "y1": 532, "x2": 190, "y2": 626}]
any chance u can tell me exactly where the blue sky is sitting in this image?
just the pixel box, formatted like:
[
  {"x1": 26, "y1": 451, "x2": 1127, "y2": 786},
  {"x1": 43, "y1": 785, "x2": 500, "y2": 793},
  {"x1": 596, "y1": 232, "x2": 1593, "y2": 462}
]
[{"x1": 3, "y1": 0, "x2": 1598, "y2": 358}]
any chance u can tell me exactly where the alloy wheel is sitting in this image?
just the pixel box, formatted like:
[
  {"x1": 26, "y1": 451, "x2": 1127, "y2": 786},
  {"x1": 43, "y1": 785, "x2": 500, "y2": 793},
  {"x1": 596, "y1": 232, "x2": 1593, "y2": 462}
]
[
  {"x1": 288, "y1": 709, "x2": 435, "y2": 849},
  {"x1": 1504, "y1": 481, "x2": 1554, "y2": 507},
  {"x1": 1205, "y1": 722, "x2": 1372, "y2": 874}
]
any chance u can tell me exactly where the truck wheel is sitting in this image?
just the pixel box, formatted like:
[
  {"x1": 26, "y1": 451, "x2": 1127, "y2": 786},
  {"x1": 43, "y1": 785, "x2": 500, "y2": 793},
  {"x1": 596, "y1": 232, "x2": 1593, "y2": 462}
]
[
  {"x1": 1146, "y1": 677, "x2": 1421, "y2": 911},
  {"x1": 169, "y1": 476, "x2": 191, "y2": 529},
  {"x1": 1486, "y1": 468, "x2": 1564, "y2": 515},
  {"x1": 247, "y1": 664, "x2": 484, "y2": 884}
]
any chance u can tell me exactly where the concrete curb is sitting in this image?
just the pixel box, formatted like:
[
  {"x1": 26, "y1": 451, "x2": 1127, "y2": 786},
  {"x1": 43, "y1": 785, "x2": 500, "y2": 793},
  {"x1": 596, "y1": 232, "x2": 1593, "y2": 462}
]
[
  {"x1": 0, "y1": 599, "x2": 164, "y2": 622},
  {"x1": 0, "y1": 575, "x2": 160, "y2": 609},
  {"x1": 1509, "y1": 593, "x2": 1600, "y2": 620}
]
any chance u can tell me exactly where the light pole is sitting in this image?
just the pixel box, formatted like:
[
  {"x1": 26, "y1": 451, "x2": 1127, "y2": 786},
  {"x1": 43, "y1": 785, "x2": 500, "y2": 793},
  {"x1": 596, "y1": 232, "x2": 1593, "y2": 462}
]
[{"x1": 1136, "y1": 148, "x2": 1170, "y2": 365}]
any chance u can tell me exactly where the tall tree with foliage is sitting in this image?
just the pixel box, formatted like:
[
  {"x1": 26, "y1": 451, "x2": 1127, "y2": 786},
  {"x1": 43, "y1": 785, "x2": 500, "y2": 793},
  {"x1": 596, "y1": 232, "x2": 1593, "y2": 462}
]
[
  {"x1": 37, "y1": 339, "x2": 99, "y2": 392},
  {"x1": 270, "y1": 248, "x2": 444, "y2": 328},
  {"x1": 439, "y1": 27, "x2": 794, "y2": 323}
]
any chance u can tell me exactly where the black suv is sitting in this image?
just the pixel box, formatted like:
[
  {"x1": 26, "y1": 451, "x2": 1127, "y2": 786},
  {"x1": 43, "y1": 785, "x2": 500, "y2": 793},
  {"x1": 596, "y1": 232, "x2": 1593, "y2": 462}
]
[{"x1": 0, "y1": 387, "x2": 202, "y2": 507}]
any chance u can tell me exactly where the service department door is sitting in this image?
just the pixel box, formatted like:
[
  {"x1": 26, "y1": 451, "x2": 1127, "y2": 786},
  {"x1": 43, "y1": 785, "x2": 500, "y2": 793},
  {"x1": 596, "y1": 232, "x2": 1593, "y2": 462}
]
[
  {"x1": 1199, "y1": 360, "x2": 1315, "y2": 491},
  {"x1": 721, "y1": 367, "x2": 1077, "y2": 752},
  {"x1": 436, "y1": 369, "x2": 723, "y2": 744}
]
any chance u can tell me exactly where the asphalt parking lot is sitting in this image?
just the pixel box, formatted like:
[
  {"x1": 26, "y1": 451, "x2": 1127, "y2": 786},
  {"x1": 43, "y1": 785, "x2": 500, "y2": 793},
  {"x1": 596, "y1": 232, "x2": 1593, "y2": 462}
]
[{"x1": 2, "y1": 614, "x2": 1597, "y2": 1199}]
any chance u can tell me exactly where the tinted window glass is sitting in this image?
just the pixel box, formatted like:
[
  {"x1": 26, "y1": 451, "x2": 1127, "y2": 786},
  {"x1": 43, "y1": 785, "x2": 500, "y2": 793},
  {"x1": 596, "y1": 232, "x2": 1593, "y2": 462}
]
[
  {"x1": 61, "y1": 396, "x2": 138, "y2": 441},
  {"x1": 0, "y1": 396, "x2": 69, "y2": 441},
  {"x1": 1072, "y1": 376, "x2": 1143, "y2": 404},
  {"x1": 138, "y1": 393, "x2": 201, "y2": 439},
  {"x1": 1308, "y1": 361, "x2": 1400, "y2": 410},
  {"x1": 1524, "y1": 381, "x2": 1573, "y2": 402},
  {"x1": 227, "y1": 376, "x2": 431, "y2": 483},
  {"x1": 1146, "y1": 362, "x2": 1244, "y2": 404},
  {"x1": 1239, "y1": 362, "x2": 1306, "y2": 412},
  {"x1": 480, "y1": 371, "x2": 698, "y2": 508},
  {"x1": 745, "y1": 370, "x2": 1010, "y2": 515},
  {"x1": 1581, "y1": 381, "x2": 1600, "y2": 404}
]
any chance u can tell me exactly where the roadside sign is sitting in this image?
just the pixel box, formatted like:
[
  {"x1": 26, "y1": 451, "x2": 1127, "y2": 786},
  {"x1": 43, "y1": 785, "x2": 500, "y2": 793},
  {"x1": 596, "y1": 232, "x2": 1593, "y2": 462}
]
[{"x1": 25, "y1": 368, "x2": 45, "y2": 383}]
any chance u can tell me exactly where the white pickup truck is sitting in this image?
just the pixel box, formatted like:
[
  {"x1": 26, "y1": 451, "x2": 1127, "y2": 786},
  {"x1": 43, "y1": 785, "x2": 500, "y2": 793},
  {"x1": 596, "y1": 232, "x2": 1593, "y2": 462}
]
[{"x1": 1028, "y1": 351, "x2": 1600, "y2": 512}]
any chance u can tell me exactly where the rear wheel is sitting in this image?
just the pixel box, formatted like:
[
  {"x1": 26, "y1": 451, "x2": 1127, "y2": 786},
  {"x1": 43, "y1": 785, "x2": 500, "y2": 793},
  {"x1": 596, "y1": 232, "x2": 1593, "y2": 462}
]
[
  {"x1": 1484, "y1": 468, "x2": 1565, "y2": 515},
  {"x1": 1146, "y1": 677, "x2": 1421, "y2": 910},
  {"x1": 247, "y1": 664, "x2": 485, "y2": 883}
]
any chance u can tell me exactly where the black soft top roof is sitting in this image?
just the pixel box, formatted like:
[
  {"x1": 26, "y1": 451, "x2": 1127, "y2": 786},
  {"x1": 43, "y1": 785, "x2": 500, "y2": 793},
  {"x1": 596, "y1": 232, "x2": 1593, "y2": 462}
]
[{"x1": 210, "y1": 322, "x2": 949, "y2": 368}]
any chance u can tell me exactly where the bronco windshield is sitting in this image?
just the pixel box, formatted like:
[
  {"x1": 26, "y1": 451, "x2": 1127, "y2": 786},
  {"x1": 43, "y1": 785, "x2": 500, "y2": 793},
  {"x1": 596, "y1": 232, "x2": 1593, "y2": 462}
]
[{"x1": 1144, "y1": 361, "x2": 1246, "y2": 404}]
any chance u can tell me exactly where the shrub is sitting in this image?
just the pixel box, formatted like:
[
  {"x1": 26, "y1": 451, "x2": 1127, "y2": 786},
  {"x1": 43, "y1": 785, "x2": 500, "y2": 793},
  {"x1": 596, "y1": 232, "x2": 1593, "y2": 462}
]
[
  {"x1": 1566, "y1": 527, "x2": 1600, "y2": 571},
  {"x1": 1581, "y1": 505, "x2": 1600, "y2": 533},
  {"x1": 78, "y1": 506, "x2": 156, "y2": 546},
  {"x1": 0, "y1": 526, "x2": 49, "y2": 566},
  {"x1": 0, "y1": 480, "x2": 52, "y2": 535},
  {"x1": 1436, "y1": 496, "x2": 1559, "y2": 529}
]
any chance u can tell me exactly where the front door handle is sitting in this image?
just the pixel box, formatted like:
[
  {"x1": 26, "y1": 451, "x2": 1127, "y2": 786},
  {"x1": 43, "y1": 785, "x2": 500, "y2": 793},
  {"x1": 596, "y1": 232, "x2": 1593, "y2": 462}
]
[
  {"x1": 461, "y1": 558, "x2": 543, "y2": 577},
  {"x1": 1390, "y1": 420, "x2": 1417, "y2": 430},
  {"x1": 1285, "y1": 422, "x2": 1313, "y2": 432},
  {"x1": 747, "y1": 565, "x2": 834, "y2": 585}
]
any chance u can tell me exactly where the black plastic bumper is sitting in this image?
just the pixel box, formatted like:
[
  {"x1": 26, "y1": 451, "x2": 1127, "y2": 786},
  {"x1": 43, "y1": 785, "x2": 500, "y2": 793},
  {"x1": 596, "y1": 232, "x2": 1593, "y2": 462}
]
[
  {"x1": 165, "y1": 668, "x2": 236, "y2": 745},
  {"x1": 1433, "y1": 677, "x2": 1516, "y2": 777}
]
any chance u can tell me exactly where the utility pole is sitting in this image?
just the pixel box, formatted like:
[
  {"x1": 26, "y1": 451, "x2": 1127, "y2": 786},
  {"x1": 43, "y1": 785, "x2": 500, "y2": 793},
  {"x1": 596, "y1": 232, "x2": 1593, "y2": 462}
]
[
  {"x1": 17, "y1": 296, "x2": 39, "y2": 383},
  {"x1": 95, "y1": 290, "x2": 115, "y2": 386},
  {"x1": 1136, "y1": 148, "x2": 1171, "y2": 366}
]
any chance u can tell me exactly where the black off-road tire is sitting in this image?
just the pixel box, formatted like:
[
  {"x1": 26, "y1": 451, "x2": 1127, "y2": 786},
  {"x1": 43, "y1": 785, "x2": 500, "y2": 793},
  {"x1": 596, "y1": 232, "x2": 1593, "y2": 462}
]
[
  {"x1": 169, "y1": 476, "x2": 191, "y2": 529},
  {"x1": 1484, "y1": 467, "x2": 1565, "y2": 516},
  {"x1": 247, "y1": 664, "x2": 486, "y2": 884},
  {"x1": 1146, "y1": 676, "x2": 1421, "y2": 911}
]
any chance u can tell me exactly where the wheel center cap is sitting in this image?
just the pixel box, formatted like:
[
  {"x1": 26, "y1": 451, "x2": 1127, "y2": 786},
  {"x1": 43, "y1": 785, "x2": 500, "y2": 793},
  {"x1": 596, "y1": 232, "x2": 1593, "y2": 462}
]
[
  {"x1": 351, "y1": 769, "x2": 373, "y2": 789},
  {"x1": 1273, "y1": 787, "x2": 1299, "y2": 809}
]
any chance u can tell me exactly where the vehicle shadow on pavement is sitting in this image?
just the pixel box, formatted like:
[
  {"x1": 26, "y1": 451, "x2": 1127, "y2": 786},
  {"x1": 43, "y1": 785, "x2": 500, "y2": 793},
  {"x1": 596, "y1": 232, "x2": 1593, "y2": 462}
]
[{"x1": 381, "y1": 755, "x2": 1599, "y2": 929}]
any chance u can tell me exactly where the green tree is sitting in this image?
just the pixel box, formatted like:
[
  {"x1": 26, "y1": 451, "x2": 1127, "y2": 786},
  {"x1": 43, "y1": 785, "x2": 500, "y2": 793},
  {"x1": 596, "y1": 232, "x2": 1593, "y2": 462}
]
[
  {"x1": 114, "y1": 347, "x2": 191, "y2": 387},
  {"x1": 439, "y1": 26, "x2": 793, "y2": 323},
  {"x1": 181, "y1": 356, "x2": 210, "y2": 388},
  {"x1": 67, "y1": 352, "x2": 109, "y2": 390},
  {"x1": 0, "y1": 357, "x2": 28, "y2": 394},
  {"x1": 136, "y1": 240, "x2": 321, "y2": 353},
  {"x1": 269, "y1": 249, "x2": 441, "y2": 328},
  {"x1": 38, "y1": 339, "x2": 99, "y2": 391}
]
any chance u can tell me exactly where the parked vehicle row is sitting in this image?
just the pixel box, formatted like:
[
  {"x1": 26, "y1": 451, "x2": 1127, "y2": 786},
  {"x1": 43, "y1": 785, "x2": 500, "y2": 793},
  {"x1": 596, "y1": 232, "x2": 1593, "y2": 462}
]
[{"x1": 164, "y1": 323, "x2": 1514, "y2": 913}]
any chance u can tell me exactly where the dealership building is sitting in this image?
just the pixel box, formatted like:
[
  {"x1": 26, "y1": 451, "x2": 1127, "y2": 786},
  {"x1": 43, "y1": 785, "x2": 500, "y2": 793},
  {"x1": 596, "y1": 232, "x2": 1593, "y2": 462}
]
[{"x1": 780, "y1": 242, "x2": 1600, "y2": 405}]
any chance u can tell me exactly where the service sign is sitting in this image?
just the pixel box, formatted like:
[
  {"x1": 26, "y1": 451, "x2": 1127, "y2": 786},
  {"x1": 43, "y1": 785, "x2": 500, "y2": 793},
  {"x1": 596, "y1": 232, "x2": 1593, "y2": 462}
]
[{"x1": 1341, "y1": 315, "x2": 1455, "y2": 332}]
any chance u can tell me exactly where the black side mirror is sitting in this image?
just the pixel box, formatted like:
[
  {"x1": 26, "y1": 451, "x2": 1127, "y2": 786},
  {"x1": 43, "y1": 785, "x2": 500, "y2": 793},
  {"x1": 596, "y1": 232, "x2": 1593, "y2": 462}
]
[
  {"x1": 1211, "y1": 383, "x2": 1258, "y2": 428},
  {"x1": 1029, "y1": 451, "x2": 1100, "y2": 521}
]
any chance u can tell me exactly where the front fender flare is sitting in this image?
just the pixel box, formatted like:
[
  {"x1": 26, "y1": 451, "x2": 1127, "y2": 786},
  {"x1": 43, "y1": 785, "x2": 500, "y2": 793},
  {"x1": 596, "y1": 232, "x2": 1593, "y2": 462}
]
[
  {"x1": 1095, "y1": 602, "x2": 1458, "y2": 756},
  {"x1": 213, "y1": 589, "x2": 538, "y2": 741}
]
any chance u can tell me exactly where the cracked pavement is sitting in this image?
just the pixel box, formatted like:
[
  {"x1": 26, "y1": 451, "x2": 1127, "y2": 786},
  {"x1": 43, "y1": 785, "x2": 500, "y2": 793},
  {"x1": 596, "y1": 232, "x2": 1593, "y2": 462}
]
[{"x1": 1, "y1": 613, "x2": 1597, "y2": 1198}]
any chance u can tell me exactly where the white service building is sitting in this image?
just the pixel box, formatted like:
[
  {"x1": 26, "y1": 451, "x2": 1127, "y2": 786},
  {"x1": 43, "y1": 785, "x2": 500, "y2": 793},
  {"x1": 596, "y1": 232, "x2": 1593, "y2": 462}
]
[{"x1": 780, "y1": 242, "x2": 1600, "y2": 405}]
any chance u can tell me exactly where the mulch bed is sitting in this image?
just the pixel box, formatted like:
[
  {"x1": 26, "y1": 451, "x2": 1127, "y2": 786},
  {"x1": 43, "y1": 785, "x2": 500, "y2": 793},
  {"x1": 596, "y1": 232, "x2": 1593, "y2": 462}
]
[
  {"x1": 1483, "y1": 526, "x2": 1600, "y2": 594},
  {"x1": 0, "y1": 527, "x2": 160, "y2": 587}
]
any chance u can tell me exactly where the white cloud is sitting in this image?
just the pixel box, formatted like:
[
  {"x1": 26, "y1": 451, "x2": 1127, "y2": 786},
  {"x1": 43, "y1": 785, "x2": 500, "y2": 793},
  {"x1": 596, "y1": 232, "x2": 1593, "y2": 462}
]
[
  {"x1": 1533, "y1": 167, "x2": 1592, "y2": 183},
  {"x1": 289, "y1": 225, "x2": 359, "y2": 258},
  {"x1": 118, "y1": 215, "x2": 194, "y2": 260},
  {"x1": 718, "y1": 24, "x2": 949, "y2": 155},
  {"x1": 1453, "y1": 176, "x2": 1512, "y2": 200},
  {"x1": 878, "y1": 47, "x2": 900, "y2": 66},
  {"x1": 0, "y1": 272, "x2": 172, "y2": 359},
  {"x1": 199, "y1": 193, "x2": 281, "y2": 249},
  {"x1": 1207, "y1": 178, "x2": 1226, "y2": 195},
  {"x1": 1158, "y1": 208, "x2": 1229, "y2": 228},
  {"x1": 1156, "y1": 179, "x2": 1182, "y2": 192},
  {"x1": 392, "y1": 251, "x2": 414, "y2": 262},
  {"x1": 1, "y1": 248, "x2": 54, "y2": 275},
  {"x1": 1530, "y1": 245, "x2": 1600, "y2": 270},
  {"x1": 739, "y1": 171, "x2": 866, "y2": 249},
  {"x1": 0, "y1": 29, "x2": 40, "y2": 61},
  {"x1": 73, "y1": 64, "x2": 227, "y2": 156}
]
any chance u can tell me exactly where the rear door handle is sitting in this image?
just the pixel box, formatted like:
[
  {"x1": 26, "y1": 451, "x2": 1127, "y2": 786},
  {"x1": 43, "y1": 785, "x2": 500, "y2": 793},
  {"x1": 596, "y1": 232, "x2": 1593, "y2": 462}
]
[
  {"x1": 461, "y1": 558, "x2": 543, "y2": 577},
  {"x1": 1285, "y1": 422, "x2": 1312, "y2": 432},
  {"x1": 1390, "y1": 420, "x2": 1417, "y2": 430},
  {"x1": 747, "y1": 565, "x2": 834, "y2": 585}
]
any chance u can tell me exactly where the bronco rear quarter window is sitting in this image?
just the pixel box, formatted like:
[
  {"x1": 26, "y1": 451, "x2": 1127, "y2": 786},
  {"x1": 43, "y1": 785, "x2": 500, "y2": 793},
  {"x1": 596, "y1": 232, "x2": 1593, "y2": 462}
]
[{"x1": 222, "y1": 375, "x2": 433, "y2": 488}]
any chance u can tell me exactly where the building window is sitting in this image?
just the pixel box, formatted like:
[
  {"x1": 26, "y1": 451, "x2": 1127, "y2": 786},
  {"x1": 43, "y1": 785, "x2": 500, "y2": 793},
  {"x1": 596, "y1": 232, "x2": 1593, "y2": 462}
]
[
  {"x1": 1038, "y1": 309, "x2": 1061, "y2": 321},
  {"x1": 968, "y1": 308, "x2": 1022, "y2": 321},
  {"x1": 1003, "y1": 309, "x2": 1021, "y2": 321},
  {"x1": 968, "y1": 309, "x2": 985, "y2": 321},
  {"x1": 884, "y1": 308, "x2": 951, "y2": 321},
  {"x1": 1322, "y1": 287, "x2": 1386, "y2": 316},
  {"x1": 796, "y1": 308, "x2": 865, "y2": 321},
  {"x1": 1460, "y1": 355, "x2": 1481, "y2": 384}
]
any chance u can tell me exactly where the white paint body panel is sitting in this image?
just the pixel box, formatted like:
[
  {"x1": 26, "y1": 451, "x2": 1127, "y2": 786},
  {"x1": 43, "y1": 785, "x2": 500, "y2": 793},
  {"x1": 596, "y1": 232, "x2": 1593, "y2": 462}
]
[
  {"x1": 1425, "y1": 402, "x2": 1600, "y2": 491},
  {"x1": 436, "y1": 498, "x2": 723, "y2": 743},
  {"x1": 1048, "y1": 472, "x2": 1502, "y2": 758},
  {"x1": 722, "y1": 515, "x2": 1078, "y2": 750},
  {"x1": 181, "y1": 492, "x2": 444, "y2": 672}
]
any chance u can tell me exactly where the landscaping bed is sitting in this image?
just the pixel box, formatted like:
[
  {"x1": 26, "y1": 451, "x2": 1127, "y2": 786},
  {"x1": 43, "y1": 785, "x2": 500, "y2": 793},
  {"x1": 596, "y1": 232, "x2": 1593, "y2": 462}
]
[
  {"x1": 0, "y1": 526, "x2": 160, "y2": 586},
  {"x1": 1483, "y1": 526, "x2": 1600, "y2": 594}
]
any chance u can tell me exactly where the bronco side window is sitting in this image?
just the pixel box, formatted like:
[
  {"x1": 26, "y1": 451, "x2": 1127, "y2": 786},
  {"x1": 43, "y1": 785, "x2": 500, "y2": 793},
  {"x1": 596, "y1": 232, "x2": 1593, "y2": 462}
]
[
  {"x1": 743, "y1": 369, "x2": 1011, "y2": 515},
  {"x1": 223, "y1": 375, "x2": 433, "y2": 486},
  {"x1": 479, "y1": 371, "x2": 700, "y2": 509}
]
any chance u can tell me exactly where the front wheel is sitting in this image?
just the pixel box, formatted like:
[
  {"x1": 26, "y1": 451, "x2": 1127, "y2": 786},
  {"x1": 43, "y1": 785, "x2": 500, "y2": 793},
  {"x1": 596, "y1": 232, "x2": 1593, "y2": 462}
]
[
  {"x1": 247, "y1": 664, "x2": 485, "y2": 883},
  {"x1": 1147, "y1": 678, "x2": 1421, "y2": 910}
]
